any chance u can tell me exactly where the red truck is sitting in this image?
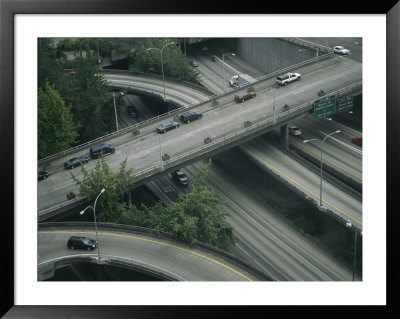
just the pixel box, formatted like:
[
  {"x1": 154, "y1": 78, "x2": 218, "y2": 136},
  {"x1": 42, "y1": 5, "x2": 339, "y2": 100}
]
[{"x1": 235, "y1": 91, "x2": 256, "y2": 102}]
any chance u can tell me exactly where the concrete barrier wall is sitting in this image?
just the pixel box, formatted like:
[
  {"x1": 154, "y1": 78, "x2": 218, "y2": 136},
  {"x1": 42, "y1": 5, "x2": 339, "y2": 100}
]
[{"x1": 238, "y1": 38, "x2": 319, "y2": 73}]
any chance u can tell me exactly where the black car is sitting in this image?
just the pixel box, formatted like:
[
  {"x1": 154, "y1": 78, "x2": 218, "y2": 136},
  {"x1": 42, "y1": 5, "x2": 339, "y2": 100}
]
[
  {"x1": 38, "y1": 171, "x2": 49, "y2": 181},
  {"x1": 90, "y1": 144, "x2": 116, "y2": 159},
  {"x1": 156, "y1": 121, "x2": 180, "y2": 134},
  {"x1": 64, "y1": 157, "x2": 89, "y2": 169},
  {"x1": 171, "y1": 170, "x2": 189, "y2": 186},
  {"x1": 67, "y1": 236, "x2": 97, "y2": 251},
  {"x1": 126, "y1": 105, "x2": 137, "y2": 118},
  {"x1": 180, "y1": 111, "x2": 202, "y2": 123}
]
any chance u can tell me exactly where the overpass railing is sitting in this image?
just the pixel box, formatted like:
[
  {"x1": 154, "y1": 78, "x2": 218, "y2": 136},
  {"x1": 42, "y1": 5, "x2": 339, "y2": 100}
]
[
  {"x1": 39, "y1": 81, "x2": 362, "y2": 216},
  {"x1": 39, "y1": 52, "x2": 335, "y2": 167}
]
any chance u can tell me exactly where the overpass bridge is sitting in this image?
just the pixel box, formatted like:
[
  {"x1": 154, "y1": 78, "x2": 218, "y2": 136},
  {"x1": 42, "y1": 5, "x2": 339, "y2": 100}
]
[
  {"x1": 38, "y1": 223, "x2": 271, "y2": 281},
  {"x1": 38, "y1": 53, "x2": 362, "y2": 221}
]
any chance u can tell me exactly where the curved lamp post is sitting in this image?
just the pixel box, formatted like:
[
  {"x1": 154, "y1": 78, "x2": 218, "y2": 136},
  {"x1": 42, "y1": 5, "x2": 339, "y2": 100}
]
[
  {"x1": 303, "y1": 130, "x2": 340, "y2": 209},
  {"x1": 147, "y1": 41, "x2": 175, "y2": 99},
  {"x1": 80, "y1": 188, "x2": 105, "y2": 261},
  {"x1": 222, "y1": 52, "x2": 235, "y2": 89}
]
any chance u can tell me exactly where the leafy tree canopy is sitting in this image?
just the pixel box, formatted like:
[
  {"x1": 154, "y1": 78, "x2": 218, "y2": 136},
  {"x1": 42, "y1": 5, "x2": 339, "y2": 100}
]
[
  {"x1": 128, "y1": 38, "x2": 201, "y2": 85},
  {"x1": 71, "y1": 156, "x2": 134, "y2": 222},
  {"x1": 38, "y1": 80, "x2": 79, "y2": 157}
]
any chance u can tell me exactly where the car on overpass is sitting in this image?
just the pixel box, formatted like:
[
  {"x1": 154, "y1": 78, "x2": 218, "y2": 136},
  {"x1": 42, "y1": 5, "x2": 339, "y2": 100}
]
[
  {"x1": 180, "y1": 111, "x2": 202, "y2": 123},
  {"x1": 67, "y1": 236, "x2": 97, "y2": 251},
  {"x1": 38, "y1": 171, "x2": 49, "y2": 181},
  {"x1": 156, "y1": 121, "x2": 180, "y2": 134},
  {"x1": 334, "y1": 46, "x2": 350, "y2": 55},
  {"x1": 235, "y1": 91, "x2": 256, "y2": 103},
  {"x1": 64, "y1": 157, "x2": 89, "y2": 169}
]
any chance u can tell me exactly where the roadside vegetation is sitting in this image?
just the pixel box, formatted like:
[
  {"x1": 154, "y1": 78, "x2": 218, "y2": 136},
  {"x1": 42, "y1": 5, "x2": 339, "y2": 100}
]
[
  {"x1": 128, "y1": 38, "x2": 201, "y2": 85},
  {"x1": 71, "y1": 159, "x2": 236, "y2": 251},
  {"x1": 38, "y1": 38, "x2": 125, "y2": 158}
]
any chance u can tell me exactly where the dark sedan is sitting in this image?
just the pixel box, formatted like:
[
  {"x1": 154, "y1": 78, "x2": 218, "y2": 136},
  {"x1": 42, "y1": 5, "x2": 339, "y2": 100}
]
[
  {"x1": 171, "y1": 170, "x2": 189, "y2": 186},
  {"x1": 64, "y1": 157, "x2": 89, "y2": 169},
  {"x1": 38, "y1": 171, "x2": 49, "y2": 181},
  {"x1": 156, "y1": 121, "x2": 180, "y2": 134}
]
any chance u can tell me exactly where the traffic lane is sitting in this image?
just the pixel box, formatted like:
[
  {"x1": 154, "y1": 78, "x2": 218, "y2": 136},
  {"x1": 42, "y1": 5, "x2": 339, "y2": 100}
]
[
  {"x1": 241, "y1": 138, "x2": 362, "y2": 228},
  {"x1": 184, "y1": 162, "x2": 353, "y2": 281},
  {"x1": 38, "y1": 229, "x2": 259, "y2": 281},
  {"x1": 294, "y1": 115, "x2": 362, "y2": 179},
  {"x1": 38, "y1": 57, "x2": 362, "y2": 210},
  {"x1": 105, "y1": 74, "x2": 210, "y2": 105}
]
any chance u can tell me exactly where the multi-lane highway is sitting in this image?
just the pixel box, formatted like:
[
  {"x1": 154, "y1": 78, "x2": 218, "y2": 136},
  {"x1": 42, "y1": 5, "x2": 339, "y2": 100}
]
[{"x1": 38, "y1": 38, "x2": 362, "y2": 281}]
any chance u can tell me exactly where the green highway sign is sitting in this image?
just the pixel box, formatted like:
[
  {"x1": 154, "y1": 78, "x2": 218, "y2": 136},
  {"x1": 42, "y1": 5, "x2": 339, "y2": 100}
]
[
  {"x1": 314, "y1": 95, "x2": 336, "y2": 119},
  {"x1": 337, "y1": 95, "x2": 353, "y2": 112}
]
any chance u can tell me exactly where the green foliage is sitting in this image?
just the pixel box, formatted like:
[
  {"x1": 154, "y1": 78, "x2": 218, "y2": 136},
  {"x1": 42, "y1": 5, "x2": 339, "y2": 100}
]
[
  {"x1": 128, "y1": 38, "x2": 201, "y2": 85},
  {"x1": 204, "y1": 137, "x2": 212, "y2": 144},
  {"x1": 247, "y1": 86, "x2": 255, "y2": 92},
  {"x1": 132, "y1": 129, "x2": 140, "y2": 136},
  {"x1": 119, "y1": 160, "x2": 236, "y2": 250},
  {"x1": 66, "y1": 191, "x2": 76, "y2": 200},
  {"x1": 282, "y1": 104, "x2": 289, "y2": 111},
  {"x1": 318, "y1": 90, "x2": 326, "y2": 97},
  {"x1": 244, "y1": 121, "x2": 252, "y2": 128},
  {"x1": 38, "y1": 81, "x2": 79, "y2": 157},
  {"x1": 162, "y1": 153, "x2": 170, "y2": 161},
  {"x1": 71, "y1": 156, "x2": 134, "y2": 222},
  {"x1": 211, "y1": 99, "x2": 219, "y2": 107}
]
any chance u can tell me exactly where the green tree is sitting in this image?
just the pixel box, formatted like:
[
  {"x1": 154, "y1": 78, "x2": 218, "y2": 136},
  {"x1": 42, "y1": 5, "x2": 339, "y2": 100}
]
[
  {"x1": 67, "y1": 56, "x2": 116, "y2": 141},
  {"x1": 71, "y1": 157, "x2": 134, "y2": 222},
  {"x1": 171, "y1": 160, "x2": 236, "y2": 250},
  {"x1": 38, "y1": 80, "x2": 79, "y2": 157},
  {"x1": 128, "y1": 38, "x2": 201, "y2": 85}
]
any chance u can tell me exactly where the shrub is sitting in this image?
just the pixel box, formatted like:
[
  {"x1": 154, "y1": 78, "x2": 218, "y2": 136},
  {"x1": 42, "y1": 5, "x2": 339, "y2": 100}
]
[
  {"x1": 204, "y1": 137, "x2": 212, "y2": 144},
  {"x1": 247, "y1": 86, "x2": 255, "y2": 92},
  {"x1": 211, "y1": 99, "x2": 219, "y2": 107},
  {"x1": 162, "y1": 153, "x2": 170, "y2": 161},
  {"x1": 282, "y1": 104, "x2": 289, "y2": 112},
  {"x1": 132, "y1": 129, "x2": 140, "y2": 136},
  {"x1": 318, "y1": 90, "x2": 326, "y2": 97},
  {"x1": 66, "y1": 191, "x2": 76, "y2": 200},
  {"x1": 244, "y1": 121, "x2": 252, "y2": 128}
]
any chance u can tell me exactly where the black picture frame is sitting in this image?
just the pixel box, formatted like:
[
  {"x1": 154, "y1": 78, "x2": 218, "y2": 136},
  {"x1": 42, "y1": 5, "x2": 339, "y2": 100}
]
[{"x1": 1, "y1": 0, "x2": 399, "y2": 317}]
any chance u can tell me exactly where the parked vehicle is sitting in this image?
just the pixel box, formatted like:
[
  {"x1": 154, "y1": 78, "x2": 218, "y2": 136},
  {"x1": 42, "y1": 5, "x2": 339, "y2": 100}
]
[
  {"x1": 171, "y1": 170, "x2": 189, "y2": 186},
  {"x1": 180, "y1": 111, "x2": 202, "y2": 123},
  {"x1": 334, "y1": 46, "x2": 350, "y2": 55},
  {"x1": 352, "y1": 137, "x2": 362, "y2": 146},
  {"x1": 156, "y1": 121, "x2": 180, "y2": 134},
  {"x1": 189, "y1": 60, "x2": 199, "y2": 67},
  {"x1": 38, "y1": 171, "x2": 49, "y2": 181},
  {"x1": 276, "y1": 72, "x2": 301, "y2": 86},
  {"x1": 64, "y1": 157, "x2": 89, "y2": 169},
  {"x1": 288, "y1": 126, "x2": 302, "y2": 136},
  {"x1": 235, "y1": 91, "x2": 256, "y2": 102},
  {"x1": 90, "y1": 144, "x2": 115, "y2": 159},
  {"x1": 67, "y1": 236, "x2": 97, "y2": 251}
]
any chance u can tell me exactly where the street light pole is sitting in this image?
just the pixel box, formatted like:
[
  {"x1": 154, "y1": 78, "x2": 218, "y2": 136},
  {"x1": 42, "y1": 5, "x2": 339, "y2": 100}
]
[
  {"x1": 158, "y1": 133, "x2": 163, "y2": 171},
  {"x1": 222, "y1": 53, "x2": 235, "y2": 89},
  {"x1": 112, "y1": 91, "x2": 119, "y2": 132},
  {"x1": 80, "y1": 188, "x2": 105, "y2": 262},
  {"x1": 147, "y1": 41, "x2": 175, "y2": 100},
  {"x1": 303, "y1": 130, "x2": 340, "y2": 208}
]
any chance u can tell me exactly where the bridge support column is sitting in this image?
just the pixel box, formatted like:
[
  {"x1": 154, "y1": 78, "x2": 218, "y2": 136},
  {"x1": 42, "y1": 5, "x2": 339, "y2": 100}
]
[{"x1": 280, "y1": 124, "x2": 289, "y2": 150}]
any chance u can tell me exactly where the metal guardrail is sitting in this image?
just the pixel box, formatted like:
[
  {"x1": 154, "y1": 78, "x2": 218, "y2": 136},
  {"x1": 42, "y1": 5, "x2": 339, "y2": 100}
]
[
  {"x1": 39, "y1": 81, "x2": 362, "y2": 216},
  {"x1": 39, "y1": 53, "x2": 335, "y2": 166}
]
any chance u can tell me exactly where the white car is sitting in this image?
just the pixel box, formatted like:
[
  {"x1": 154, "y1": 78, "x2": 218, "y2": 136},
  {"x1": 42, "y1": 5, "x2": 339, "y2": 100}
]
[
  {"x1": 334, "y1": 46, "x2": 350, "y2": 55},
  {"x1": 289, "y1": 126, "x2": 302, "y2": 136}
]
